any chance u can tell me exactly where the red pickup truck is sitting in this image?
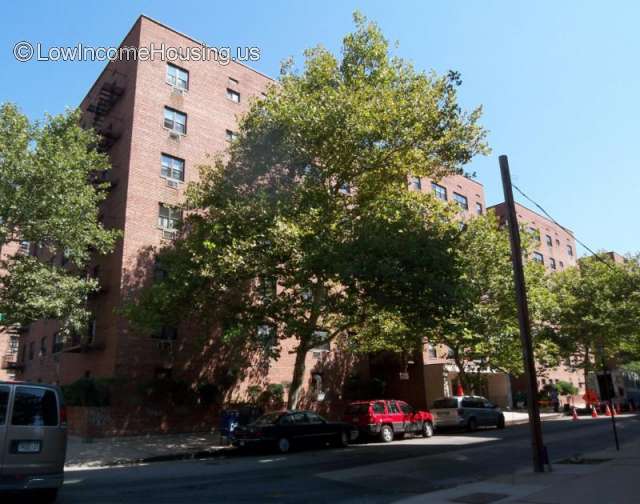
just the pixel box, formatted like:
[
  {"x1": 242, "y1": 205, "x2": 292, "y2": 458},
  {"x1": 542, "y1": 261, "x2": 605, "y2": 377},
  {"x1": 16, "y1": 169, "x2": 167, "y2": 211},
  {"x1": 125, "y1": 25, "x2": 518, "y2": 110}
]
[{"x1": 343, "y1": 399, "x2": 434, "y2": 442}]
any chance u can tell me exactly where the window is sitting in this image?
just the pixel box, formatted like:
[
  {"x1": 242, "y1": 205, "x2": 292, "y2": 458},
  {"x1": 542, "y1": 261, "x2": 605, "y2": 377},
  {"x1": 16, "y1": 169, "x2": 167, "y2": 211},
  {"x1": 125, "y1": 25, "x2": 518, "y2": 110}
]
[
  {"x1": 567, "y1": 244, "x2": 573, "y2": 256},
  {"x1": 9, "y1": 335, "x2": 19, "y2": 354},
  {"x1": 12, "y1": 386, "x2": 59, "y2": 426},
  {"x1": 257, "y1": 324, "x2": 277, "y2": 348},
  {"x1": 432, "y1": 182, "x2": 447, "y2": 201},
  {"x1": 559, "y1": 260, "x2": 564, "y2": 269},
  {"x1": 158, "y1": 204, "x2": 181, "y2": 230},
  {"x1": 399, "y1": 402, "x2": 413, "y2": 414},
  {"x1": 225, "y1": 129, "x2": 238, "y2": 142},
  {"x1": 311, "y1": 330, "x2": 330, "y2": 352},
  {"x1": 228, "y1": 77, "x2": 239, "y2": 87},
  {"x1": 259, "y1": 276, "x2": 277, "y2": 302},
  {"x1": 409, "y1": 176, "x2": 422, "y2": 190},
  {"x1": 161, "y1": 154, "x2": 185, "y2": 181},
  {"x1": 556, "y1": 239, "x2": 560, "y2": 247},
  {"x1": 387, "y1": 401, "x2": 400, "y2": 413},
  {"x1": 427, "y1": 344, "x2": 437, "y2": 359},
  {"x1": 372, "y1": 401, "x2": 386, "y2": 413},
  {"x1": 0, "y1": 386, "x2": 9, "y2": 425},
  {"x1": 163, "y1": 107, "x2": 187, "y2": 134},
  {"x1": 532, "y1": 251, "x2": 544, "y2": 264},
  {"x1": 40, "y1": 337, "x2": 47, "y2": 357},
  {"x1": 152, "y1": 326, "x2": 178, "y2": 340},
  {"x1": 528, "y1": 227, "x2": 540, "y2": 242},
  {"x1": 339, "y1": 182, "x2": 352, "y2": 194},
  {"x1": 476, "y1": 202, "x2": 483, "y2": 215},
  {"x1": 546, "y1": 235, "x2": 553, "y2": 247},
  {"x1": 52, "y1": 332, "x2": 64, "y2": 354},
  {"x1": 453, "y1": 192, "x2": 468, "y2": 210},
  {"x1": 19, "y1": 240, "x2": 30, "y2": 254},
  {"x1": 305, "y1": 412, "x2": 325, "y2": 424},
  {"x1": 28, "y1": 341, "x2": 34, "y2": 360},
  {"x1": 166, "y1": 64, "x2": 189, "y2": 90},
  {"x1": 226, "y1": 88, "x2": 240, "y2": 103},
  {"x1": 549, "y1": 257, "x2": 557, "y2": 270}
]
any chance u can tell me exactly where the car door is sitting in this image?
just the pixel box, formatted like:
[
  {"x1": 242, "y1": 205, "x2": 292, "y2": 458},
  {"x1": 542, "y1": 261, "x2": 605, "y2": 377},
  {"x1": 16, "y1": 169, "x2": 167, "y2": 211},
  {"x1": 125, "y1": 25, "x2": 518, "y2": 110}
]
[
  {"x1": 288, "y1": 412, "x2": 311, "y2": 445},
  {"x1": 0, "y1": 384, "x2": 11, "y2": 474},
  {"x1": 305, "y1": 412, "x2": 332, "y2": 444},
  {"x1": 398, "y1": 401, "x2": 416, "y2": 433},
  {"x1": 474, "y1": 398, "x2": 491, "y2": 426},
  {"x1": 386, "y1": 401, "x2": 405, "y2": 433},
  {"x1": 482, "y1": 399, "x2": 499, "y2": 425},
  {"x1": 3, "y1": 385, "x2": 66, "y2": 478}
]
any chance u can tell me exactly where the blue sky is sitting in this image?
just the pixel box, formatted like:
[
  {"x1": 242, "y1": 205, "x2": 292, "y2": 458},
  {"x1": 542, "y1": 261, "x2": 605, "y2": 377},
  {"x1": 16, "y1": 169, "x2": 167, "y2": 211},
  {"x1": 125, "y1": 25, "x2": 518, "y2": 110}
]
[{"x1": 2, "y1": 1, "x2": 638, "y2": 256}]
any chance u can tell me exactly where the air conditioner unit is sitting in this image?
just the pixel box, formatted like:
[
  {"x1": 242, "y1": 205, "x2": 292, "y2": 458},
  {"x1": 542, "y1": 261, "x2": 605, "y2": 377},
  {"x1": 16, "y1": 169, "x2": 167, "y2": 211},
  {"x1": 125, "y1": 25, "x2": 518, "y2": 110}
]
[
  {"x1": 169, "y1": 131, "x2": 181, "y2": 141},
  {"x1": 171, "y1": 86, "x2": 185, "y2": 96},
  {"x1": 166, "y1": 179, "x2": 179, "y2": 189},
  {"x1": 162, "y1": 229, "x2": 177, "y2": 241}
]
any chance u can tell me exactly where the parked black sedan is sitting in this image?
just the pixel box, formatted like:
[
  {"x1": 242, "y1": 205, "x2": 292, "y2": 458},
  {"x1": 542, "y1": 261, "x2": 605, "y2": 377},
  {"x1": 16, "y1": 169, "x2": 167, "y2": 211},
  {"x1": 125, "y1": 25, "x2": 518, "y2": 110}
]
[{"x1": 232, "y1": 410, "x2": 358, "y2": 453}]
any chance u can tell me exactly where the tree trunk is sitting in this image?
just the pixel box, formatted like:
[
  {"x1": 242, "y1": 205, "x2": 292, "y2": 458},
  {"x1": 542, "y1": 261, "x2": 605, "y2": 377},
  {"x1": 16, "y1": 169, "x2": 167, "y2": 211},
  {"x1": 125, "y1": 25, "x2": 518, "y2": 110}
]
[{"x1": 287, "y1": 341, "x2": 309, "y2": 409}]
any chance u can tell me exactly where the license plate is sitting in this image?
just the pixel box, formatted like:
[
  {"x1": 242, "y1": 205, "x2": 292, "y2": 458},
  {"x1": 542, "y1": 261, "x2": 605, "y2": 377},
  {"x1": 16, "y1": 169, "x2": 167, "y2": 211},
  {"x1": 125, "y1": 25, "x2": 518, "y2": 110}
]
[{"x1": 17, "y1": 440, "x2": 41, "y2": 453}]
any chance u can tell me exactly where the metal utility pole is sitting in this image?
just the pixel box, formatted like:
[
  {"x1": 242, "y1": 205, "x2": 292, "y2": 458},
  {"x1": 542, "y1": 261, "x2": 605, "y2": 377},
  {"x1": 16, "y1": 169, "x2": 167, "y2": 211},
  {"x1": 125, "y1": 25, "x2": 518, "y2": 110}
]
[{"x1": 499, "y1": 155, "x2": 546, "y2": 473}]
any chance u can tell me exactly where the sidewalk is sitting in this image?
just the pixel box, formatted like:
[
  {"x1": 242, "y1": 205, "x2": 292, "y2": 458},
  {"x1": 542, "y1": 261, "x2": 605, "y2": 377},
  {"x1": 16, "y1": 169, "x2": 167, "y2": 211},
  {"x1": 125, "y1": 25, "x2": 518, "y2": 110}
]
[
  {"x1": 65, "y1": 431, "x2": 228, "y2": 469},
  {"x1": 504, "y1": 411, "x2": 563, "y2": 425},
  {"x1": 395, "y1": 422, "x2": 640, "y2": 503}
]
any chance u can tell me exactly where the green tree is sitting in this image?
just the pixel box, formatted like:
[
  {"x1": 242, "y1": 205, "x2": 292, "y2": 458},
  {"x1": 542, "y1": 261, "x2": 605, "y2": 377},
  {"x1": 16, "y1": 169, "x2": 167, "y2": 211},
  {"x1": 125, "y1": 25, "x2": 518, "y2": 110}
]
[
  {"x1": 0, "y1": 103, "x2": 118, "y2": 335},
  {"x1": 126, "y1": 13, "x2": 488, "y2": 408},
  {"x1": 547, "y1": 254, "x2": 640, "y2": 387},
  {"x1": 426, "y1": 213, "x2": 558, "y2": 391}
]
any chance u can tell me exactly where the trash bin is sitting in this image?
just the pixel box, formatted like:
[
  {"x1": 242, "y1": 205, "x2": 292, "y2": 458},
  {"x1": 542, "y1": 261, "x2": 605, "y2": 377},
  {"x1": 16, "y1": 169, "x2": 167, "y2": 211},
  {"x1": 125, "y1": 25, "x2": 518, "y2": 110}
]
[{"x1": 220, "y1": 409, "x2": 240, "y2": 439}]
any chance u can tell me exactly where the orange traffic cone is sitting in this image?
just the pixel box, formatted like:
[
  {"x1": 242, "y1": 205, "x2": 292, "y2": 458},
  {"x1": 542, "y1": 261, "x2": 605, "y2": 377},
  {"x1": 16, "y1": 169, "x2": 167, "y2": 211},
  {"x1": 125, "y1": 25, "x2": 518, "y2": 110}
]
[
  {"x1": 572, "y1": 407, "x2": 579, "y2": 421},
  {"x1": 605, "y1": 404, "x2": 612, "y2": 416},
  {"x1": 591, "y1": 405, "x2": 598, "y2": 418}
]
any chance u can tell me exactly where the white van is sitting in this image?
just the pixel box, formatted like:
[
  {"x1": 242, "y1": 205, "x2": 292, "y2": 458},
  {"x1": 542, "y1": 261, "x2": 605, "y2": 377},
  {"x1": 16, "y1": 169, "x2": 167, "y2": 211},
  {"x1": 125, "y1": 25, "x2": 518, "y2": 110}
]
[{"x1": 0, "y1": 382, "x2": 67, "y2": 502}]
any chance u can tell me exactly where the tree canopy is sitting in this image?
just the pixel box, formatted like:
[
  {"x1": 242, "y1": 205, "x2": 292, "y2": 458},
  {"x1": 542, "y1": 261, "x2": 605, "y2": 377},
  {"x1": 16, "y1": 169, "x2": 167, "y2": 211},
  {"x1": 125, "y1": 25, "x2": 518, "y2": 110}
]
[
  {"x1": 126, "y1": 13, "x2": 489, "y2": 408},
  {"x1": 0, "y1": 103, "x2": 118, "y2": 334}
]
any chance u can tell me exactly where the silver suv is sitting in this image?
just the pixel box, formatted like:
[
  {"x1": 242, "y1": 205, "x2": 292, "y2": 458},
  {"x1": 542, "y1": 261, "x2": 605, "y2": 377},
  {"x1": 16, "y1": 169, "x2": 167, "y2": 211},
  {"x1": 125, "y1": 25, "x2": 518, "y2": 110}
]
[
  {"x1": 431, "y1": 395, "x2": 505, "y2": 431},
  {"x1": 0, "y1": 382, "x2": 67, "y2": 501}
]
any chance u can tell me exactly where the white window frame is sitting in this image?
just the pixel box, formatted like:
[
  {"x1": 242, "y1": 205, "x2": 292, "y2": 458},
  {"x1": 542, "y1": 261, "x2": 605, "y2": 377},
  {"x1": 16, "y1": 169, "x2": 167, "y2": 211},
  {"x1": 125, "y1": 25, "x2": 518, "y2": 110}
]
[
  {"x1": 226, "y1": 88, "x2": 240, "y2": 103},
  {"x1": 158, "y1": 204, "x2": 182, "y2": 231}
]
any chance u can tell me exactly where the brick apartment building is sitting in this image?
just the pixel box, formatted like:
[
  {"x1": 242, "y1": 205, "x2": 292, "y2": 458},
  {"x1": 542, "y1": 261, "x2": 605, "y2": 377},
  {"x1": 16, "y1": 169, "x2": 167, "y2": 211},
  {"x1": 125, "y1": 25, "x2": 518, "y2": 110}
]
[
  {"x1": 10, "y1": 16, "x2": 590, "y2": 430},
  {"x1": 489, "y1": 201, "x2": 585, "y2": 405},
  {"x1": 0, "y1": 241, "x2": 22, "y2": 381}
]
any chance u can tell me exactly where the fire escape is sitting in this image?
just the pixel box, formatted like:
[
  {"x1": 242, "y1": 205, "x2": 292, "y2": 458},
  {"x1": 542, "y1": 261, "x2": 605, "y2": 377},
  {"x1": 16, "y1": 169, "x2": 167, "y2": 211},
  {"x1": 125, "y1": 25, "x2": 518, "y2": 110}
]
[
  {"x1": 1, "y1": 327, "x2": 26, "y2": 374},
  {"x1": 85, "y1": 70, "x2": 126, "y2": 152}
]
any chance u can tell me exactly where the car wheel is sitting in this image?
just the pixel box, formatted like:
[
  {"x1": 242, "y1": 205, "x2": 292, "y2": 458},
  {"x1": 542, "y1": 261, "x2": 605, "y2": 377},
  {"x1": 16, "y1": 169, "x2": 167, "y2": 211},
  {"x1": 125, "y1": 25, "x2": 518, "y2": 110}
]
[
  {"x1": 467, "y1": 417, "x2": 477, "y2": 432},
  {"x1": 497, "y1": 414, "x2": 505, "y2": 429},
  {"x1": 422, "y1": 421, "x2": 434, "y2": 438},
  {"x1": 276, "y1": 437, "x2": 291, "y2": 453},
  {"x1": 380, "y1": 424, "x2": 394, "y2": 443}
]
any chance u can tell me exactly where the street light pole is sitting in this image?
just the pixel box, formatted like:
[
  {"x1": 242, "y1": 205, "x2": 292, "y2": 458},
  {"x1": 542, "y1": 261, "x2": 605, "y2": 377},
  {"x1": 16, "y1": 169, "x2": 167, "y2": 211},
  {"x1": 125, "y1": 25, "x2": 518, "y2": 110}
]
[{"x1": 499, "y1": 155, "x2": 546, "y2": 473}]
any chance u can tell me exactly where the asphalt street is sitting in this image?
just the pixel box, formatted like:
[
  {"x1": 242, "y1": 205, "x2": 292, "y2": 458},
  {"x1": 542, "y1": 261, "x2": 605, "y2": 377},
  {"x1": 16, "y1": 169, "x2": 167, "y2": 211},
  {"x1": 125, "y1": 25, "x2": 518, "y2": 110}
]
[{"x1": 40, "y1": 415, "x2": 640, "y2": 503}]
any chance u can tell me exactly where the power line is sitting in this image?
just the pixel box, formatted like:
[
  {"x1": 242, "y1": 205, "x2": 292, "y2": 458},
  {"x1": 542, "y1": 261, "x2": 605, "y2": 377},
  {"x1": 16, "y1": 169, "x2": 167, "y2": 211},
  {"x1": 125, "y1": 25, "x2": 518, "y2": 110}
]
[{"x1": 511, "y1": 183, "x2": 618, "y2": 273}]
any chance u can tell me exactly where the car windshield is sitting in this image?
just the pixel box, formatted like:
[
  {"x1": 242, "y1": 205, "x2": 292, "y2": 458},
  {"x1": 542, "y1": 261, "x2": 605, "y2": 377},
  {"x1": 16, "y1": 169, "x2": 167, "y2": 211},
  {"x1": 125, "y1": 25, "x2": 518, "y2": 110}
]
[
  {"x1": 346, "y1": 403, "x2": 369, "y2": 415},
  {"x1": 432, "y1": 398, "x2": 459, "y2": 409},
  {"x1": 252, "y1": 412, "x2": 283, "y2": 426}
]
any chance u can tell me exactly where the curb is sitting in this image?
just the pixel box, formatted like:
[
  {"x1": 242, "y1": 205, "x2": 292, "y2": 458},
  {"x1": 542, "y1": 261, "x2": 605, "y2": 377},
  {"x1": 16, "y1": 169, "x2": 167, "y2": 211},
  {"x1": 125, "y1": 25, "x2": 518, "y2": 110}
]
[
  {"x1": 505, "y1": 413, "x2": 564, "y2": 426},
  {"x1": 66, "y1": 446, "x2": 232, "y2": 469}
]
